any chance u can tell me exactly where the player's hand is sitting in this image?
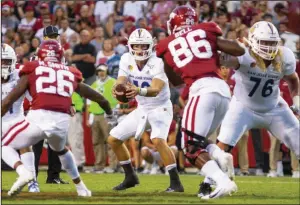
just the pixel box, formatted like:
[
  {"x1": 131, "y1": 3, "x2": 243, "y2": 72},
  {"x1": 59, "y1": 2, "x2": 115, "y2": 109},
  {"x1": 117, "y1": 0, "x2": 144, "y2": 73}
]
[
  {"x1": 112, "y1": 84, "x2": 117, "y2": 98},
  {"x1": 105, "y1": 113, "x2": 118, "y2": 127},
  {"x1": 126, "y1": 83, "x2": 139, "y2": 99}
]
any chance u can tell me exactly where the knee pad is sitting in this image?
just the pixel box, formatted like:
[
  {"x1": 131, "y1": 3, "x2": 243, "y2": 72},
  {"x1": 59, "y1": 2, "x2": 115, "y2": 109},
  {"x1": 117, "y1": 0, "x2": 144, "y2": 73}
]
[
  {"x1": 183, "y1": 129, "x2": 209, "y2": 149},
  {"x1": 184, "y1": 140, "x2": 207, "y2": 165}
]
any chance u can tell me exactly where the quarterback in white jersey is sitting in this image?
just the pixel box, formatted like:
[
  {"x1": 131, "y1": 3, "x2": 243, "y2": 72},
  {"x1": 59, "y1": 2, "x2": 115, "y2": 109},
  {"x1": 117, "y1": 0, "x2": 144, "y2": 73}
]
[
  {"x1": 216, "y1": 21, "x2": 300, "y2": 159},
  {"x1": 108, "y1": 28, "x2": 184, "y2": 192},
  {"x1": 1, "y1": 44, "x2": 39, "y2": 195}
]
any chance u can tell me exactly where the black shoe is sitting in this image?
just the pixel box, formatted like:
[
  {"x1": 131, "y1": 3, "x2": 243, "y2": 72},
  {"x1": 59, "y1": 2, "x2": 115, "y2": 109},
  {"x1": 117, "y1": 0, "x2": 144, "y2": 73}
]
[
  {"x1": 135, "y1": 167, "x2": 144, "y2": 173},
  {"x1": 46, "y1": 178, "x2": 69, "y2": 184},
  {"x1": 113, "y1": 174, "x2": 139, "y2": 191},
  {"x1": 178, "y1": 168, "x2": 187, "y2": 175},
  {"x1": 77, "y1": 166, "x2": 84, "y2": 172},
  {"x1": 197, "y1": 182, "x2": 212, "y2": 197},
  {"x1": 165, "y1": 182, "x2": 184, "y2": 193}
]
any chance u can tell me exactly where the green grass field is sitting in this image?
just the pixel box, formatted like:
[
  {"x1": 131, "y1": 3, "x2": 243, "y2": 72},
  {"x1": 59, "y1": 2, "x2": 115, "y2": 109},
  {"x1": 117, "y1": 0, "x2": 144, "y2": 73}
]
[{"x1": 1, "y1": 171, "x2": 299, "y2": 204}]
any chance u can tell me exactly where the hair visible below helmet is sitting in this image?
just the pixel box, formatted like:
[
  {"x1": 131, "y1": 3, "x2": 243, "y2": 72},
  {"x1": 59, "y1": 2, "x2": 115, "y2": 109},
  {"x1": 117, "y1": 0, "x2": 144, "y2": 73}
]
[
  {"x1": 1, "y1": 43, "x2": 16, "y2": 79},
  {"x1": 36, "y1": 40, "x2": 63, "y2": 62},
  {"x1": 167, "y1": 6, "x2": 198, "y2": 35},
  {"x1": 245, "y1": 21, "x2": 281, "y2": 61},
  {"x1": 128, "y1": 28, "x2": 154, "y2": 61}
]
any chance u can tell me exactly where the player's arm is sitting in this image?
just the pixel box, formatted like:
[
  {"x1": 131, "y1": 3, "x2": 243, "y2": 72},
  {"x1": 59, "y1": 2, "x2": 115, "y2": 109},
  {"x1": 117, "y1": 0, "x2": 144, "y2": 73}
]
[
  {"x1": 1, "y1": 75, "x2": 29, "y2": 117},
  {"x1": 75, "y1": 83, "x2": 112, "y2": 115},
  {"x1": 216, "y1": 37, "x2": 245, "y2": 56},
  {"x1": 163, "y1": 61, "x2": 184, "y2": 86},
  {"x1": 283, "y1": 73, "x2": 300, "y2": 110}
]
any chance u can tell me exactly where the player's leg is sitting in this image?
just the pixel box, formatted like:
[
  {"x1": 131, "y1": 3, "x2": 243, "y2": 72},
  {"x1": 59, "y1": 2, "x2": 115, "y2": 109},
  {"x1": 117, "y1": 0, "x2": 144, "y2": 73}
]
[
  {"x1": 149, "y1": 105, "x2": 184, "y2": 192},
  {"x1": 182, "y1": 94, "x2": 237, "y2": 199},
  {"x1": 107, "y1": 109, "x2": 140, "y2": 190},
  {"x1": 267, "y1": 103, "x2": 300, "y2": 159},
  {"x1": 2, "y1": 120, "x2": 45, "y2": 196},
  {"x1": 19, "y1": 147, "x2": 40, "y2": 192}
]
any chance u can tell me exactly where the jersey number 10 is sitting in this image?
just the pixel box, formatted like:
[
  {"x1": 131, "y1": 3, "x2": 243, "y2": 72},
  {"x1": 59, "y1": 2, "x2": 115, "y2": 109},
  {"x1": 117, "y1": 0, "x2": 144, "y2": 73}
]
[
  {"x1": 168, "y1": 29, "x2": 213, "y2": 68},
  {"x1": 35, "y1": 66, "x2": 75, "y2": 97}
]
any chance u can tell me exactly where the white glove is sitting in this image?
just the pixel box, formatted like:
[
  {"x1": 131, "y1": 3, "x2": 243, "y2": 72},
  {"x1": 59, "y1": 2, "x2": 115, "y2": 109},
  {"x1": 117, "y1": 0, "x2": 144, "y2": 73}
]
[{"x1": 105, "y1": 113, "x2": 118, "y2": 127}]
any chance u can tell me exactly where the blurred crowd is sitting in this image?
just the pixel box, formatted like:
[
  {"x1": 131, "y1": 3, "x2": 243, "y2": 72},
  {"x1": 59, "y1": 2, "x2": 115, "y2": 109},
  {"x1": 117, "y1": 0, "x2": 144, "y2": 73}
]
[{"x1": 2, "y1": 0, "x2": 300, "y2": 177}]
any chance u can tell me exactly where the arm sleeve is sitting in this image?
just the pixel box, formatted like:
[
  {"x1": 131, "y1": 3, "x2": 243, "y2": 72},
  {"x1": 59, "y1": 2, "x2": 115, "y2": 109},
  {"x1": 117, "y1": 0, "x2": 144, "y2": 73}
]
[{"x1": 283, "y1": 47, "x2": 296, "y2": 76}]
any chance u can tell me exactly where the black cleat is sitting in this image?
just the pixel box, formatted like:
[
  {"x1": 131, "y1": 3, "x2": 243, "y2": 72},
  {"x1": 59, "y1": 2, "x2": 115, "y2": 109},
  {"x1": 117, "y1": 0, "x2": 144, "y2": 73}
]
[
  {"x1": 165, "y1": 182, "x2": 184, "y2": 193},
  {"x1": 113, "y1": 175, "x2": 139, "y2": 191},
  {"x1": 197, "y1": 182, "x2": 212, "y2": 198},
  {"x1": 46, "y1": 178, "x2": 69, "y2": 184}
]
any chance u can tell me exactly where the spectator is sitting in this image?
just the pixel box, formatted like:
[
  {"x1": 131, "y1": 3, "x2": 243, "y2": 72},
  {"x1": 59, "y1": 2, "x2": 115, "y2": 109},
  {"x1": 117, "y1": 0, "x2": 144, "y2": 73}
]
[
  {"x1": 15, "y1": 46, "x2": 25, "y2": 64},
  {"x1": 68, "y1": 93, "x2": 86, "y2": 172},
  {"x1": 262, "y1": 13, "x2": 273, "y2": 23},
  {"x1": 2, "y1": 4, "x2": 19, "y2": 32},
  {"x1": 106, "y1": 54, "x2": 121, "y2": 79},
  {"x1": 59, "y1": 18, "x2": 76, "y2": 42},
  {"x1": 69, "y1": 32, "x2": 80, "y2": 50},
  {"x1": 95, "y1": 38, "x2": 116, "y2": 66},
  {"x1": 18, "y1": 6, "x2": 37, "y2": 40},
  {"x1": 32, "y1": 3, "x2": 52, "y2": 32},
  {"x1": 34, "y1": 17, "x2": 52, "y2": 42},
  {"x1": 279, "y1": 21, "x2": 300, "y2": 57},
  {"x1": 60, "y1": 33, "x2": 71, "y2": 51},
  {"x1": 13, "y1": 32, "x2": 24, "y2": 48},
  {"x1": 29, "y1": 37, "x2": 40, "y2": 57},
  {"x1": 216, "y1": 12, "x2": 231, "y2": 37},
  {"x1": 123, "y1": 1, "x2": 148, "y2": 22},
  {"x1": 52, "y1": 6, "x2": 67, "y2": 28},
  {"x1": 119, "y1": 16, "x2": 136, "y2": 45},
  {"x1": 136, "y1": 17, "x2": 151, "y2": 31},
  {"x1": 272, "y1": 3, "x2": 288, "y2": 29},
  {"x1": 76, "y1": 5, "x2": 95, "y2": 28},
  {"x1": 90, "y1": 26, "x2": 105, "y2": 52},
  {"x1": 152, "y1": 0, "x2": 175, "y2": 23},
  {"x1": 233, "y1": 1, "x2": 255, "y2": 27},
  {"x1": 86, "y1": 64, "x2": 118, "y2": 173},
  {"x1": 94, "y1": 1, "x2": 115, "y2": 26},
  {"x1": 3, "y1": 30, "x2": 15, "y2": 47},
  {"x1": 199, "y1": 2, "x2": 214, "y2": 23},
  {"x1": 72, "y1": 29, "x2": 97, "y2": 85}
]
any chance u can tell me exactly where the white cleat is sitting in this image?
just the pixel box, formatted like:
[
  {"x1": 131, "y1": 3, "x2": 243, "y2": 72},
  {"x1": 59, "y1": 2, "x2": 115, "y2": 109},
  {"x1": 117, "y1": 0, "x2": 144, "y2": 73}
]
[
  {"x1": 292, "y1": 171, "x2": 300, "y2": 178},
  {"x1": 215, "y1": 151, "x2": 235, "y2": 180},
  {"x1": 28, "y1": 181, "x2": 40, "y2": 193},
  {"x1": 77, "y1": 189, "x2": 92, "y2": 197},
  {"x1": 267, "y1": 170, "x2": 277, "y2": 178},
  {"x1": 201, "y1": 181, "x2": 237, "y2": 200},
  {"x1": 8, "y1": 171, "x2": 34, "y2": 196}
]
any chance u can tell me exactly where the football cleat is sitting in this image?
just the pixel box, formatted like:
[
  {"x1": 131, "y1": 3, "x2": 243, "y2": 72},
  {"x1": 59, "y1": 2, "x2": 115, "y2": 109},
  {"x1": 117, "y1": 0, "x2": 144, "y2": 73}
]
[
  {"x1": 8, "y1": 170, "x2": 34, "y2": 196},
  {"x1": 113, "y1": 174, "x2": 139, "y2": 191},
  {"x1": 201, "y1": 181, "x2": 237, "y2": 200},
  {"x1": 77, "y1": 189, "x2": 92, "y2": 197},
  {"x1": 28, "y1": 180, "x2": 40, "y2": 193},
  {"x1": 165, "y1": 182, "x2": 184, "y2": 193}
]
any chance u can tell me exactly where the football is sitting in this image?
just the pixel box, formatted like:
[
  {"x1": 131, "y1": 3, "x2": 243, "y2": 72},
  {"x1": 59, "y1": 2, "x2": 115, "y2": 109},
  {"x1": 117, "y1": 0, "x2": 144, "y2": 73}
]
[{"x1": 115, "y1": 83, "x2": 129, "y2": 103}]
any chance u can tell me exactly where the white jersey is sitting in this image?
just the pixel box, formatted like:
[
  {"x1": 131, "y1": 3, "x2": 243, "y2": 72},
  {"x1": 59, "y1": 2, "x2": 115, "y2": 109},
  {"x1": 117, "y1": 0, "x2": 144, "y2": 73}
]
[
  {"x1": 118, "y1": 53, "x2": 171, "y2": 109},
  {"x1": 2, "y1": 71, "x2": 25, "y2": 122},
  {"x1": 234, "y1": 46, "x2": 296, "y2": 112}
]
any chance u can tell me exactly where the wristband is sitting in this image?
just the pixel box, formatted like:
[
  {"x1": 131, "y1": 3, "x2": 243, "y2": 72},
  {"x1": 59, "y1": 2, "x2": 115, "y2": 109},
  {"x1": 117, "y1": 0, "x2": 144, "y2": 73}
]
[{"x1": 139, "y1": 88, "x2": 147, "y2": 96}]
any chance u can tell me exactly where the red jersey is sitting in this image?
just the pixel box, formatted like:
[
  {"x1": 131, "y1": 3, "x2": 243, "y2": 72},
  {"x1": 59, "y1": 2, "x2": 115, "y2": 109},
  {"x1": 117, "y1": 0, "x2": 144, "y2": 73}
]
[
  {"x1": 19, "y1": 60, "x2": 82, "y2": 114},
  {"x1": 156, "y1": 22, "x2": 223, "y2": 87}
]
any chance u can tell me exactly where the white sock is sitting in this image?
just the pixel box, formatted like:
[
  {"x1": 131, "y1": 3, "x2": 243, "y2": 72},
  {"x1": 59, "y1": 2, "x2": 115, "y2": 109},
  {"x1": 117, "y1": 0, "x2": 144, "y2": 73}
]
[
  {"x1": 201, "y1": 160, "x2": 231, "y2": 186},
  {"x1": 207, "y1": 144, "x2": 223, "y2": 160},
  {"x1": 166, "y1": 163, "x2": 177, "y2": 172},
  {"x1": 58, "y1": 150, "x2": 80, "y2": 180},
  {"x1": 2, "y1": 146, "x2": 21, "y2": 169},
  {"x1": 21, "y1": 152, "x2": 36, "y2": 180},
  {"x1": 119, "y1": 159, "x2": 131, "y2": 165},
  {"x1": 16, "y1": 164, "x2": 27, "y2": 176}
]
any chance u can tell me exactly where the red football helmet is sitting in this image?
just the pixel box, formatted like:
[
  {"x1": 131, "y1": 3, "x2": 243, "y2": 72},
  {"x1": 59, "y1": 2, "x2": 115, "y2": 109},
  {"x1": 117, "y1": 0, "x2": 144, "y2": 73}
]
[
  {"x1": 36, "y1": 40, "x2": 63, "y2": 62},
  {"x1": 167, "y1": 6, "x2": 198, "y2": 35}
]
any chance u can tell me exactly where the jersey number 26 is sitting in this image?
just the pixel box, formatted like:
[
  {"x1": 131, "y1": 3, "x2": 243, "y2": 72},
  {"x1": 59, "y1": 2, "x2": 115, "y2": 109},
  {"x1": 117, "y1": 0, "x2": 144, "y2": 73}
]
[
  {"x1": 35, "y1": 66, "x2": 75, "y2": 97},
  {"x1": 168, "y1": 29, "x2": 213, "y2": 68}
]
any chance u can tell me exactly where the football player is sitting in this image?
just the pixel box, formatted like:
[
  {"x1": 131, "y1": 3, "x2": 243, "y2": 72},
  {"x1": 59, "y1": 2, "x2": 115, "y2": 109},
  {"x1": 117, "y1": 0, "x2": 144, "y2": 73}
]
[
  {"x1": 1, "y1": 44, "x2": 40, "y2": 193},
  {"x1": 156, "y1": 6, "x2": 245, "y2": 199},
  {"x1": 108, "y1": 28, "x2": 184, "y2": 192},
  {"x1": 216, "y1": 21, "x2": 299, "y2": 175},
  {"x1": 1, "y1": 40, "x2": 115, "y2": 197}
]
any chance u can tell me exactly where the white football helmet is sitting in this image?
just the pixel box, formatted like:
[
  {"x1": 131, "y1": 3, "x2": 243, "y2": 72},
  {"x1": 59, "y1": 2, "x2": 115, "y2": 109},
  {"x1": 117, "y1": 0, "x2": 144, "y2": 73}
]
[
  {"x1": 128, "y1": 28, "x2": 154, "y2": 61},
  {"x1": 1, "y1": 43, "x2": 16, "y2": 79},
  {"x1": 245, "y1": 21, "x2": 281, "y2": 60}
]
